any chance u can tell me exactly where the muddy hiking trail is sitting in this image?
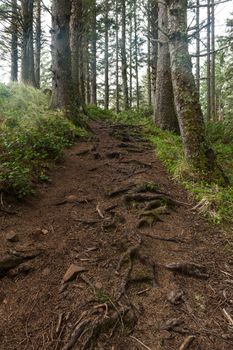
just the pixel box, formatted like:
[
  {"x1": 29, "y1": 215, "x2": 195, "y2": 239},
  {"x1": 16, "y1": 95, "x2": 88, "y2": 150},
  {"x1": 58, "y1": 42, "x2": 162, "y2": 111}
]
[{"x1": 1, "y1": 121, "x2": 233, "y2": 350}]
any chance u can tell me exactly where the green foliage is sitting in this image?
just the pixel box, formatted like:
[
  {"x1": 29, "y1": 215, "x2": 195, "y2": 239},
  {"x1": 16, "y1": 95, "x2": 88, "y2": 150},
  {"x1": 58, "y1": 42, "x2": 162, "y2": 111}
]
[
  {"x1": 95, "y1": 106, "x2": 233, "y2": 225},
  {"x1": 206, "y1": 120, "x2": 233, "y2": 185},
  {"x1": 0, "y1": 83, "x2": 86, "y2": 198},
  {"x1": 85, "y1": 104, "x2": 115, "y2": 120}
]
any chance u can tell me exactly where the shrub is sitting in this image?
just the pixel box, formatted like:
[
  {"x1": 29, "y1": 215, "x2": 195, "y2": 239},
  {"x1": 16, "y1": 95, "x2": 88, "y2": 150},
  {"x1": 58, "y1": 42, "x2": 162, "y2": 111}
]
[{"x1": 0, "y1": 83, "x2": 86, "y2": 198}]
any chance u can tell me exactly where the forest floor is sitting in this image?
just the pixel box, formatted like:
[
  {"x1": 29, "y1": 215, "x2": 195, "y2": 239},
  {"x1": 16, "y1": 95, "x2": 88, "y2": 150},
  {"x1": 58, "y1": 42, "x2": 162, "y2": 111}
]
[{"x1": 1, "y1": 121, "x2": 233, "y2": 350}]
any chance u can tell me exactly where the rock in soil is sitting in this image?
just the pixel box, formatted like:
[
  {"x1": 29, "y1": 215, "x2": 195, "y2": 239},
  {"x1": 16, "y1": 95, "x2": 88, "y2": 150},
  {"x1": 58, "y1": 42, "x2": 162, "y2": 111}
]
[
  {"x1": 5, "y1": 231, "x2": 19, "y2": 242},
  {"x1": 167, "y1": 289, "x2": 184, "y2": 305},
  {"x1": 63, "y1": 264, "x2": 87, "y2": 283}
]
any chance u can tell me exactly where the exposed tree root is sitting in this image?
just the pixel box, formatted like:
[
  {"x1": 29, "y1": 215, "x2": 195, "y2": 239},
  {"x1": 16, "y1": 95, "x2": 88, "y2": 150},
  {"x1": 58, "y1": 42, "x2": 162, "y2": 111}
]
[
  {"x1": 0, "y1": 250, "x2": 42, "y2": 277},
  {"x1": 115, "y1": 240, "x2": 157, "y2": 299},
  {"x1": 107, "y1": 184, "x2": 135, "y2": 197},
  {"x1": 63, "y1": 306, "x2": 136, "y2": 350},
  {"x1": 0, "y1": 208, "x2": 17, "y2": 215},
  {"x1": 165, "y1": 262, "x2": 209, "y2": 279},
  {"x1": 124, "y1": 193, "x2": 165, "y2": 203},
  {"x1": 145, "y1": 234, "x2": 187, "y2": 244},
  {"x1": 121, "y1": 159, "x2": 152, "y2": 168},
  {"x1": 106, "y1": 151, "x2": 124, "y2": 159}
]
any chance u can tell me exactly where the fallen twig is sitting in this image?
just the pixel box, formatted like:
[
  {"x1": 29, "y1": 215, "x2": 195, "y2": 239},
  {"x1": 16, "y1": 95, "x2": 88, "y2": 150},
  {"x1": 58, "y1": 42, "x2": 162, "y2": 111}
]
[
  {"x1": 178, "y1": 335, "x2": 196, "y2": 350},
  {"x1": 136, "y1": 288, "x2": 151, "y2": 295},
  {"x1": 130, "y1": 335, "x2": 152, "y2": 350},
  {"x1": 223, "y1": 308, "x2": 233, "y2": 326},
  {"x1": 56, "y1": 313, "x2": 64, "y2": 334},
  {"x1": 96, "y1": 203, "x2": 104, "y2": 218}
]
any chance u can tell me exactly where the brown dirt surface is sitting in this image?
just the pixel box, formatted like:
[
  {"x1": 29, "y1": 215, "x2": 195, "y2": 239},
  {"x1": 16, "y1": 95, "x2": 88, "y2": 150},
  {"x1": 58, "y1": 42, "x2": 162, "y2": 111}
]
[{"x1": 1, "y1": 121, "x2": 233, "y2": 350}]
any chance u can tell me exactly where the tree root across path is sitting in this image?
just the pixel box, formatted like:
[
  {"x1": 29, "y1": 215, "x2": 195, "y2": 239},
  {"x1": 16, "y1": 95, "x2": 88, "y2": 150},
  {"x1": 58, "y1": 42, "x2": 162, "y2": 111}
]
[
  {"x1": 115, "y1": 239, "x2": 158, "y2": 299},
  {"x1": 0, "y1": 250, "x2": 42, "y2": 277},
  {"x1": 62, "y1": 305, "x2": 137, "y2": 350}
]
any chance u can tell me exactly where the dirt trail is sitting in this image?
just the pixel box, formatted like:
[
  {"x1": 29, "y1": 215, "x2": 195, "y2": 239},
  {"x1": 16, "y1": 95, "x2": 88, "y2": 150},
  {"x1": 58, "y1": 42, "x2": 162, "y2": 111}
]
[{"x1": 0, "y1": 121, "x2": 233, "y2": 350}]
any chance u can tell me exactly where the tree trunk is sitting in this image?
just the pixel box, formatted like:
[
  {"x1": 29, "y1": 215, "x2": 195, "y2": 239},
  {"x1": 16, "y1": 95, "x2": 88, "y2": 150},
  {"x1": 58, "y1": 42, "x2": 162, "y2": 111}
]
[
  {"x1": 167, "y1": 0, "x2": 225, "y2": 181},
  {"x1": 147, "y1": 0, "x2": 152, "y2": 107},
  {"x1": 121, "y1": 0, "x2": 129, "y2": 110},
  {"x1": 85, "y1": 36, "x2": 91, "y2": 104},
  {"x1": 195, "y1": 0, "x2": 200, "y2": 95},
  {"x1": 211, "y1": 0, "x2": 216, "y2": 120},
  {"x1": 115, "y1": 0, "x2": 120, "y2": 113},
  {"x1": 70, "y1": 0, "x2": 82, "y2": 106},
  {"x1": 155, "y1": 1, "x2": 179, "y2": 133},
  {"x1": 150, "y1": 0, "x2": 158, "y2": 110},
  {"x1": 35, "y1": 0, "x2": 41, "y2": 88},
  {"x1": 80, "y1": 34, "x2": 86, "y2": 105},
  {"x1": 104, "y1": 0, "x2": 109, "y2": 110},
  {"x1": 207, "y1": 0, "x2": 211, "y2": 120},
  {"x1": 11, "y1": 0, "x2": 18, "y2": 82},
  {"x1": 90, "y1": 0, "x2": 97, "y2": 105},
  {"x1": 21, "y1": 0, "x2": 36, "y2": 86},
  {"x1": 51, "y1": 0, "x2": 73, "y2": 110},
  {"x1": 129, "y1": 0, "x2": 133, "y2": 108},
  {"x1": 134, "y1": 0, "x2": 140, "y2": 110}
]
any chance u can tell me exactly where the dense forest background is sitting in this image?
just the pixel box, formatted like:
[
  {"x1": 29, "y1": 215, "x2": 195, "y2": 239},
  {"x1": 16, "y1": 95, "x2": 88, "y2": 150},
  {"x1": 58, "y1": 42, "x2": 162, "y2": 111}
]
[
  {"x1": 0, "y1": 0, "x2": 232, "y2": 223},
  {"x1": 0, "y1": 0, "x2": 232, "y2": 118}
]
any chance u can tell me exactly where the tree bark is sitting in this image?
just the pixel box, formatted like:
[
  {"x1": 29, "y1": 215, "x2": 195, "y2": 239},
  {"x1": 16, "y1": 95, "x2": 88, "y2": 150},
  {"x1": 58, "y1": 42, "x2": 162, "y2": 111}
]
[
  {"x1": 150, "y1": 0, "x2": 158, "y2": 110},
  {"x1": 21, "y1": 0, "x2": 36, "y2": 86},
  {"x1": 51, "y1": 0, "x2": 74, "y2": 110},
  {"x1": 35, "y1": 0, "x2": 41, "y2": 88},
  {"x1": 121, "y1": 0, "x2": 129, "y2": 110},
  {"x1": 207, "y1": 0, "x2": 211, "y2": 120},
  {"x1": 167, "y1": 0, "x2": 225, "y2": 181},
  {"x1": 90, "y1": 0, "x2": 97, "y2": 105},
  {"x1": 134, "y1": 0, "x2": 140, "y2": 109},
  {"x1": 115, "y1": 0, "x2": 120, "y2": 113},
  {"x1": 147, "y1": 0, "x2": 152, "y2": 107},
  {"x1": 70, "y1": 0, "x2": 83, "y2": 106},
  {"x1": 129, "y1": 0, "x2": 133, "y2": 108},
  {"x1": 195, "y1": 0, "x2": 200, "y2": 95},
  {"x1": 85, "y1": 35, "x2": 90, "y2": 104},
  {"x1": 211, "y1": 0, "x2": 216, "y2": 120},
  {"x1": 155, "y1": 1, "x2": 179, "y2": 133},
  {"x1": 104, "y1": 0, "x2": 109, "y2": 110},
  {"x1": 11, "y1": 0, "x2": 18, "y2": 82}
]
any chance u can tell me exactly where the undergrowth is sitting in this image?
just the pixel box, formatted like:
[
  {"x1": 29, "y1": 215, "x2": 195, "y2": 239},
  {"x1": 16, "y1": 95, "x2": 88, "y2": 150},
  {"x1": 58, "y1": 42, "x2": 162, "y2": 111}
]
[
  {"x1": 0, "y1": 83, "x2": 87, "y2": 198},
  {"x1": 87, "y1": 105, "x2": 233, "y2": 225}
]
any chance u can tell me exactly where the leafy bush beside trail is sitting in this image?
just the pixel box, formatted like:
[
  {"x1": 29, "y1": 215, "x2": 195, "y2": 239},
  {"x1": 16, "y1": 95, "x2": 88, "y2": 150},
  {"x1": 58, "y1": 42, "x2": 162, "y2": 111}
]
[{"x1": 0, "y1": 83, "x2": 87, "y2": 198}]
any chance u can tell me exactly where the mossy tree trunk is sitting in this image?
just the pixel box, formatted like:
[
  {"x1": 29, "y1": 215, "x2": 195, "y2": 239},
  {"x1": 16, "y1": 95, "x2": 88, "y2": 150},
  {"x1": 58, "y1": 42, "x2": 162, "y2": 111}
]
[
  {"x1": 155, "y1": 1, "x2": 179, "y2": 133},
  {"x1": 167, "y1": 0, "x2": 226, "y2": 183}
]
